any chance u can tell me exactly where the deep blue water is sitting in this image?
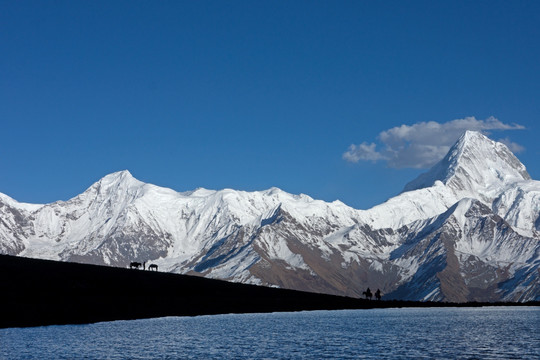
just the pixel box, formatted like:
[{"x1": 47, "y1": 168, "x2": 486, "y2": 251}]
[{"x1": 1, "y1": 307, "x2": 538, "y2": 359}]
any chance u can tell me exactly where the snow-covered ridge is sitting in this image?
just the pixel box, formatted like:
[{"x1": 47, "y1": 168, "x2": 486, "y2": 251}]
[
  {"x1": 0, "y1": 192, "x2": 43, "y2": 212},
  {"x1": 0, "y1": 131, "x2": 539, "y2": 302}
]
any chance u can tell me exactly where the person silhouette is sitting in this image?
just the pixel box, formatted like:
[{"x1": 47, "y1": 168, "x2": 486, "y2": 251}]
[{"x1": 363, "y1": 287, "x2": 373, "y2": 300}]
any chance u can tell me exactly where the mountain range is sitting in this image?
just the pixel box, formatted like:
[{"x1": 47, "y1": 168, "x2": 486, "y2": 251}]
[{"x1": 1, "y1": 131, "x2": 538, "y2": 302}]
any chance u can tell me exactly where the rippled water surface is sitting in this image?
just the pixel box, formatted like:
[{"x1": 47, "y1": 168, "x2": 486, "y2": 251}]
[{"x1": 2, "y1": 307, "x2": 538, "y2": 359}]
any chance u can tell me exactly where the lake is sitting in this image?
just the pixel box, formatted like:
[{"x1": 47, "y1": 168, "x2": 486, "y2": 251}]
[{"x1": 1, "y1": 307, "x2": 538, "y2": 359}]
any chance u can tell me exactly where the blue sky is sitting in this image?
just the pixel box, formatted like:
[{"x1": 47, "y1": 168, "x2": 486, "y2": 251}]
[{"x1": 1, "y1": 1, "x2": 539, "y2": 209}]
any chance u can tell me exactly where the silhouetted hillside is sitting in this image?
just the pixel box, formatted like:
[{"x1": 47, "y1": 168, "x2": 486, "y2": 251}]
[{"x1": 1, "y1": 255, "x2": 536, "y2": 328}]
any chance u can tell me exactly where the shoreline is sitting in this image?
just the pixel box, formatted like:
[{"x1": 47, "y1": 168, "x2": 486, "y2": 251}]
[{"x1": 1, "y1": 254, "x2": 537, "y2": 328}]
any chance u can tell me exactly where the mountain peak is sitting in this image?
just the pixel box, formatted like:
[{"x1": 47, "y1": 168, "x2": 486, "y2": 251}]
[
  {"x1": 103, "y1": 170, "x2": 134, "y2": 181},
  {"x1": 403, "y1": 131, "x2": 530, "y2": 198},
  {"x1": 87, "y1": 170, "x2": 146, "y2": 197},
  {"x1": 460, "y1": 129, "x2": 485, "y2": 142},
  {"x1": 451, "y1": 130, "x2": 505, "y2": 159}
]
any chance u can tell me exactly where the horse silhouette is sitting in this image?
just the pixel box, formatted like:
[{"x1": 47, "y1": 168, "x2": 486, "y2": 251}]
[
  {"x1": 375, "y1": 289, "x2": 382, "y2": 300},
  {"x1": 362, "y1": 288, "x2": 373, "y2": 300},
  {"x1": 148, "y1": 264, "x2": 158, "y2": 271},
  {"x1": 130, "y1": 261, "x2": 144, "y2": 269}
]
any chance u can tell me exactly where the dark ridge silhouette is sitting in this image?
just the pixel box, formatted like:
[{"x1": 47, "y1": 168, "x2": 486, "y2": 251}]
[{"x1": 0, "y1": 255, "x2": 537, "y2": 328}]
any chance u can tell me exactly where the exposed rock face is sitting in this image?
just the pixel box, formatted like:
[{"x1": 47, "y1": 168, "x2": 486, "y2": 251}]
[
  {"x1": 385, "y1": 199, "x2": 538, "y2": 301},
  {"x1": 0, "y1": 131, "x2": 539, "y2": 302}
]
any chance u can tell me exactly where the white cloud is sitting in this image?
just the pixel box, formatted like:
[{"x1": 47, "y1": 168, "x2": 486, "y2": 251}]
[
  {"x1": 343, "y1": 116, "x2": 525, "y2": 168},
  {"x1": 342, "y1": 142, "x2": 387, "y2": 162}
]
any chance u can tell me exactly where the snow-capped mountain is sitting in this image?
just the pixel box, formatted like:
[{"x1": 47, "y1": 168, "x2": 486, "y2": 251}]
[{"x1": 1, "y1": 131, "x2": 538, "y2": 302}]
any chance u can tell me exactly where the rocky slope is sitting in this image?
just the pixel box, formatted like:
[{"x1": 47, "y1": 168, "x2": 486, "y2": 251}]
[{"x1": 0, "y1": 131, "x2": 538, "y2": 302}]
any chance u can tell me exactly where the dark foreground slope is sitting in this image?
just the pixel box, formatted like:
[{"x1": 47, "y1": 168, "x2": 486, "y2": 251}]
[{"x1": 1, "y1": 255, "x2": 536, "y2": 328}]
